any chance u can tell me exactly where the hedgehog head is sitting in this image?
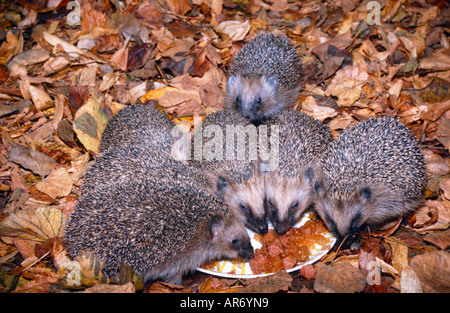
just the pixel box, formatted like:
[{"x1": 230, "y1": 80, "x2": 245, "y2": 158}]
[
  {"x1": 208, "y1": 213, "x2": 254, "y2": 260},
  {"x1": 226, "y1": 75, "x2": 278, "y2": 125},
  {"x1": 313, "y1": 180, "x2": 374, "y2": 241},
  {"x1": 216, "y1": 174, "x2": 268, "y2": 235},
  {"x1": 265, "y1": 167, "x2": 315, "y2": 235}
]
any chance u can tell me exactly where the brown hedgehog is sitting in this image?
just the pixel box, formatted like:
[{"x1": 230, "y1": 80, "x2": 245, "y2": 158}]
[
  {"x1": 313, "y1": 117, "x2": 426, "y2": 241},
  {"x1": 226, "y1": 33, "x2": 303, "y2": 125},
  {"x1": 64, "y1": 143, "x2": 254, "y2": 285},
  {"x1": 263, "y1": 109, "x2": 333, "y2": 235}
]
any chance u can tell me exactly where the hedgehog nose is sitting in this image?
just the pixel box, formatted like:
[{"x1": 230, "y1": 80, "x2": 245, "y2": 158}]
[
  {"x1": 257, "y1": 224, "x2": 268, "y2": 235},
  {"x1": 239, "y1": 241, "x2": 254, "y2": 260}
]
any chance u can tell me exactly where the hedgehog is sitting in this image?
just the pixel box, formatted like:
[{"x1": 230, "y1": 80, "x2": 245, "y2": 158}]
[
  {"x1": 191, "y1": 109, "x2": 268, "y2": 234},
  {"x1": 225, "y1": 33, "x2": 303, "y2": 125},
  {"x1": 64, "y1": 143, "x2": 254, "y2": 285},
  {"x1": 313, "y1": 117, "x2": 426, "y2": 241},
  {"x1": 99, "y1": 101, "x2": 175, "y2": 154},
  {"x1": 262, "y1": 109, "x2": 333, "y2": 235}
]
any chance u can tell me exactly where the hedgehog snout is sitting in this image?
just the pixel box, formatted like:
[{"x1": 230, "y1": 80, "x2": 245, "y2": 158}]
[{"x1": 238, "y1": 239, "x2": 254, "y2": 260}]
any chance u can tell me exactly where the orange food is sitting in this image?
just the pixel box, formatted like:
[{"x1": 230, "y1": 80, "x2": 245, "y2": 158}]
[{"x1": 249, "y1": 219, "x2": 330, "y2": 274}]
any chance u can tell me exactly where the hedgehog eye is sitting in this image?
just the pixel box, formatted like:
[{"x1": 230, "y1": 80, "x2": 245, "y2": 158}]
[
  {"x1": 239, "y1": 204, "x2": 249, "y2": 214},
  {"x1": 256, "y1": 97, "x2": 262, "y2": 104},
  {"x1": 235, "y1": 96, "x2": 242, "y2": 111},
  {"x1": 289, "y1": 201, "x2": 299, "y2": 213},
  {"x1": 231, "y1": 238, "x2": 239, "y2": 247}
]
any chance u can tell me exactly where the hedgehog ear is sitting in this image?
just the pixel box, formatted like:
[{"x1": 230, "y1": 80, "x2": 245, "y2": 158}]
[
  {"x1": 208, "y1": 215, "x2": 224, "y2": 240},
  {"x1": 305, "y1": 167, "x2": 314, "y2": 184},
  {"x1": 360, "y1": 187, "x2": 372, "y2": 202},
  {"x1": 267, "y1": 77, "x2": 277, "y2": 89},
  {"x1": 216, "y1": 176, "x2": 230, "y2": 196},
  {"x1": 228, "y1": 75, "x2": 238, "y2": 88}
]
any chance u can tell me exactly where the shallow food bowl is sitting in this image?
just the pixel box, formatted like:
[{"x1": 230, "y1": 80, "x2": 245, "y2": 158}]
[{"x1": 197, "y1": 212, "x2": 337, "y2": 278}]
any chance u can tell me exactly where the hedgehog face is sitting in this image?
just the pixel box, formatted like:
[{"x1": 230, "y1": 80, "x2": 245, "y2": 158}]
[
  {"x1": 209, "y1": 215, "x2": 254, "y2": 260},
  {"x1": 313, "y1": 182, "x2": 371, "y2": 241},
  {"x1": 265, "y1": 175, "x2": 313, "y2": 235},
  {"x1": 216, "y1": 175, "x2": 268, "y2": 235},
  {"x1": 226, "y1": 75, "x2": 278, "y2": 125}
]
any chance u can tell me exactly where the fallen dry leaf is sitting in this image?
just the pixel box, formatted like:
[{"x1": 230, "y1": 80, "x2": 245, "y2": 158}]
[
  {"x1": 28, "y1": 85, "x2": 53, "y2": 111},
  {"x1": 8, "y1": 143, "x2": 56, "y2": 178},
  {"x1": 419, "y1": 48, "x2": 450, "y2": 71},
  {"x1": 410, "y1": 251, "x2": 450, "y2": 293},
  {"x1": 0, "y1": 206, "x2": 66, "y2": 242},
  {"x1": 385, "y1": 237, "x2": 409, "y2": 276},
  {"x1": 215, "y1": 20, "x2": 250, "y2": 41},
  {"x1": 240, "y1": 270, "x2": 292, "y2": 293},
  {"x1": 35, "y1": 167, "x2": 73, "y2": 199},
  {"x1": 314, "y1": 262, "x2": 366, "y2": 293},
  {"x1": 400, "y1": 266, "x2": 423, "y2": 293},
  {"x1": 436, "y1": 110, "x2": 450, "y2": 151},
  {"x1": 84, "y1": 281, "x2": 135, "y2": 293},
  {"x1": 73, "y1": 97, "x2": 109, "y2": 152}
]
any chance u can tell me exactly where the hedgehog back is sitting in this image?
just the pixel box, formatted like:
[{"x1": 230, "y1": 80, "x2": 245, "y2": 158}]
[
  {"x1": 229, "y1": 33, "x2": 303, "y2": 90},
  {"x1": 192, "y1": 109, "x2": 257, "y2": 184},
  {"x1": 265, "y1": 109, "x2": 333, "y2": 176},
  {"x1": 64, "y1": 145, "x2": 227, "y2": 276},
  {"x1": 321, "y1": 117, "x2": 426, "y2": 200},
  {"x1": 99, "y1": 103, "x2": 175, "y2": 154}
]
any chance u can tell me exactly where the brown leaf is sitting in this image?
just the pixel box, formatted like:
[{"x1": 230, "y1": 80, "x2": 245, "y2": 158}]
[
  {"x1": 400, "y1": 266, "x2": 423, "y2": 293},
  {"x1": 411, "y1": 200, "x2": 450, "y2": 232},
  {"x1": 312, "y1": 31, "x2": 352, "y2": 64},
  {"x1": 110, "y1": 47, "x2": 129, "y2": 71},
  {"x1": 7, "y1": 48, "x2": 50, "y2": 70},
  {"x1": 417, "y1": 78, "x2": 450, "y2": 104},
  {"x1": 436, "y1": 110, "x2": 450, "y2": 151},
  {"x1": 240, "y1": 270, "x2": 292, "y2": 293},
  {"x1": 422, "y1": 229, "x2": 450, "y2": 250},
  {"x1": 51, "y1": 237, "x2": 72, "y2": 270},
  {"x1": 28, "y1": 85, "x2": 53, "y2": 111},
  {"x1": 73, "y1": 97, "x2": 110, "y2": 152},
  {"x1": 165, "y1": 0, "x2": 191, "y2": 16},
  {"x1": 314, "y1": 262, "x2": 366, "y2": 293},
  {"x1": 13, "y1": 275, "x2": 58, "y2": 293},
  {"x1": 440, "y1": 178, "x2": 450, "y2": 201},
  {"x1": 0, "y1": 206, "x2": 66, "y2": 242},
  {"x1": 84, "y1": 282, "x2": 135, "y2": 293},
  {"x1": 35, "y1": 167, "x2": 73, "y2": 199},
  {"x1": 57, "y1": 119, "x2": 76, "y2": 148},
  {"x1": 419, "y1": 48, "x2": 450, "y2": 71},
  {"x1": 410, "y1": 251, "x2": 450, "y2": 292},
  {"x1": 8, "y1": 143, "x2": 56, "y2": 177},
  {"x1": 385, "y1": 237, "x2": 409, "y2": 275},
  {"x1": 136, "y1": 3, "x2": 164, "y2": 27},
  {"x1": 80, "y1": 6, "x2": 106, "y2": 31},
  {"x1": 68, "y1": 86, "x2": 89, "y2": 113},
  {"x1": 147, "y1": 281, "x2": 192, "y2": 293}
]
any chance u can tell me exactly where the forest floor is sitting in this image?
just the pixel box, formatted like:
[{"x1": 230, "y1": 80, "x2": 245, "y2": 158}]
[{"x1": 0, "y1": 0, "x2": 449, "y2": 293}]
